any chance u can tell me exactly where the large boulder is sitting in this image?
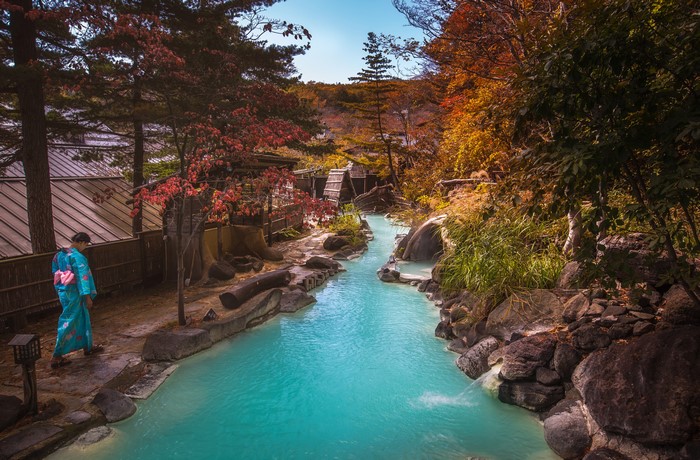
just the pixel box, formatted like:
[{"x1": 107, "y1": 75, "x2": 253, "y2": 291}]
[
  {"x1": 447, "y1": 338, "x2": 468, "y2": 354},
  {"x1": 435, "y1": 320, "x2": 455, "y2": 340},
  {"x1": 0, "y1": 395, "x2": 23, "y2": 432},
  {"x1": 582, "y1": 449, "x2": 631, "y2": 460},
  {"x1": 498, "y1": 381, "x2": 565, "y2": 412},
  {"x1": 499, "y1": 333, "x2": 557, "y2": 381},
  {"x1": 572, "y1": 324, "x2": 611, "y2": 352},
  {"x1": 455, "y1": 336, "x2": 500, "y2": 379},
  {"x1": 377, "y1": 265, "x2": 400, "y2": 283},
  {"x1": 305, "y1": 256, "x2": 341, "y2": 271},
  {"x1": 553, "y1": 343, "x2": 582, "y2": 381},
  {"x1": 208, "y1": 260, "x2": 236, "y2": 281},
  {"x1": 279, "y1": 289, "x2": 316, "y2": 313},
  {"x1": 91, "y1": 388, "x2": 136, "y2": 423},
  {"x1": 556, "y1": 261, "x2": 583, "y2": 289},
  {"x1": 536, "y1": 367, "x2": 561, "y2": 386},
  {"x1": 464, "y1": 318, "x2": 489, "y2": 347},
  {"x1": 574, "y1": 325, "x2": 700, "y2": 446},
  {"x1": 229, "y1": 255, "x2": 264, "y2": 273},
  {"x1": 596, "y1": 233, "x2": 674, "y2": 286},
  {"x1": 394, "y1": 228, "x2": 415, "y2": 259},
  {"x1": 142, "y1": 328, "x2": 213, "y2": 362},
  {"x1": 486, "y1": 290, "x2": 565, "y2": 341},
  {"x1": 562, "y1": 292, "x2": 590, "y2": 323},
  {"x1": 323, "y1": 235, "x2": 350, "y2": 251},
  {"x1": 401, "y1": 215, "x2": 445, "y2": 261},
  {"x1": 544, "y1": 399, "x2": 591, "y2": 460},
  {"x1": 661, "y1": 284, "x2": 700, "y2": 326}
]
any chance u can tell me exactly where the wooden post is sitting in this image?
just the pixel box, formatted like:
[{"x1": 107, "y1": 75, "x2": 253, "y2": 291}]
[
  {"x1": 22, "y1": 362, "x2": 38, "y2": 415},
  {"x1": 217, "y1": 223, "x2": 223, "y2": 261},
  {"x1": 139, "y1": 232, "x2": 147, "y2": 286},
  {"x1": 267, "y1": 192, "x2": 273, "y2": 246}
]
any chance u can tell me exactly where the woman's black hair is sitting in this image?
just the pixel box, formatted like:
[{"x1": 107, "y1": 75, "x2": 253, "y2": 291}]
[{"x1": 71, "y1": 232, "x2": 91, "y2": 244}]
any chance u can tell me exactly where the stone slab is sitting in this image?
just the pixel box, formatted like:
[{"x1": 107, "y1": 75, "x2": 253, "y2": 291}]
[
  {"x1": 124, "y1": 363, "x2": 179, "y2": 400},
  {"x1": 0, "y1": 424, "x2": 62, "y2": 458},
  {"x1": 142, "y1": 328, "x2": 213, "y2": 362},
  {"x1": 398, "y1": 273, "x2": 430, "y2": 284}
]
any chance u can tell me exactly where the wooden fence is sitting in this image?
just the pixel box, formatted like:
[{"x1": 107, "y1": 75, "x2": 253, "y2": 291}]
[
  {"x1": 229, "y1": 203, "x2": 304, "y2": 242},
  {"x1": 0, "y1": 230, "x2": 164, "y2": 331},
  {"x1": 0, "y1": 204, "x2": 302, "y2": 331}
]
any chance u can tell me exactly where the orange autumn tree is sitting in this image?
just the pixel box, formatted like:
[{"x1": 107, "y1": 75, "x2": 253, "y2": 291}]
[{"x1": 394, "y1": 0, "x2": 565, "y2": 181}]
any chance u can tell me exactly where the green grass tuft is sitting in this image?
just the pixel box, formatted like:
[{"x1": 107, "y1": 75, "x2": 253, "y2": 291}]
[{"x1": 439, "y1": 208, "x2": 567, "y2": 310}]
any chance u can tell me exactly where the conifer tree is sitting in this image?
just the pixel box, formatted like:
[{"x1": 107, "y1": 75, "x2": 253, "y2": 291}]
[
  {"x1": 0, "y1": 0, "x2": 85, "y2": 253},
  {"x1": 116, "y1": 0, "x2": 322, "y2": 326},
  {"x1": 349, "y1": 32, "x2": 399, "y2": 187}
]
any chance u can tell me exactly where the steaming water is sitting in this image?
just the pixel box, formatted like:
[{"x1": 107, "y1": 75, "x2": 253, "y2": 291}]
[{"x1": 52, "y1": 215, "x2": 556, "y2": 460}]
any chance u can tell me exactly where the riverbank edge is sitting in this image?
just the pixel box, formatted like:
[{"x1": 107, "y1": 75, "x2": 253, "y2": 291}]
[
  {"x1": 0, "y1": 226, "x2": 373, "y2": 460},
  {"x1": 379, "y1": 216, "x2": 698, "y2": 460}
]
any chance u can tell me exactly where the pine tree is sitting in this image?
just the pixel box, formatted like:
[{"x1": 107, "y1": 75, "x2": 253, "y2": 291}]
[
  {"x1": 1, "y1": 0, "x2": 84, "y2": 253},
  {"x1": 349, "y1": 32, "x2": 399, "y2": 187}
]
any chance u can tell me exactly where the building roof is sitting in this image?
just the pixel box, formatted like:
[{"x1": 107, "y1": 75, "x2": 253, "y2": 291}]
[
  {"x1": 3, "y1": 132, "x2": 127, "y2": 179},
  {"x1": 323, "y1": 169, "x2": 356, "y2": 204},
  {"x1": 0, "y1": 130, "x2": 161, "y2": 259},
  {"x1": 0, "y1": 177, "x2": 162, "y2": 259},
  {"x1": 234, "y1": 153, "x2": 299, "y2": 175},
  {"x1": 0, "y1": 129, "x2": 297, "y2": 258}
]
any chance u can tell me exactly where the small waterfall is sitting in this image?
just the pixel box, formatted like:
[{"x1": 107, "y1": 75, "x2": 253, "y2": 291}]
[{"x1": 472, "y1": 363, "x2": 503, "y2": 397}]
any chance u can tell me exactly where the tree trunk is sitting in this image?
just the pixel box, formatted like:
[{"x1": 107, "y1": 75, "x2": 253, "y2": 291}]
[
  {"x1": 385, "y1": 140, "x2": 400, "y2": 190},
  {"x1": 132, "y1": 78, "x2": 145, "y2": 235},
  {"x1": 176, "y1": 198, "x2": 186, "y2": 326},
  {"x1": 596, "y1": 177, "x2": 608, "y2": 242},
  {"x1": 563, "y1": 206, "x2": 581, "y2": 256},
  {"x1": 10, "y1": 0, "x2": 56, "y2": 254},
  {"x1": 374, "y1": 95, "x2": 399, "y2": 188}
]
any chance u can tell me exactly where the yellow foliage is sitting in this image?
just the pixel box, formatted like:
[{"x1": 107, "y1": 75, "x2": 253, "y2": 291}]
[{"x1": 440, "y1": 81, "x2": 512, "y2": 176}]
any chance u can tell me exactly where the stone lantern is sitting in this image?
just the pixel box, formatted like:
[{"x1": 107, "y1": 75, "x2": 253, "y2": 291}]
[{"x1": 8, "y1": 334, "x2": 41, "y2": 415}]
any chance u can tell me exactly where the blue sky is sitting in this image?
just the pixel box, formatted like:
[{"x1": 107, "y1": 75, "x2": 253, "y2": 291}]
[{"x1": 263, "y1": 0, "x2": 422, "y2": 83}]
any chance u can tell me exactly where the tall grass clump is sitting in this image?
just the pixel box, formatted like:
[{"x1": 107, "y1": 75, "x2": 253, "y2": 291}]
[
  {"x1": 439, "y1": 207, "x2": 567, "y2": 310},
  {"x1": 328, "y1": 204, "x2": 364, "y2": 246}
]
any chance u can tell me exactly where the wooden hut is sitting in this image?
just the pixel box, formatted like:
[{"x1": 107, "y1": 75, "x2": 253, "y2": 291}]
[
  {"x1": 293, "y1": 167, "x2": 323, "y2": 198},
  {"x1": 348, "y1": 163, "x2": 380, "y2": 195},
  {"x1": 323, "y1": 169, "x2": 356, "y2": 205}
]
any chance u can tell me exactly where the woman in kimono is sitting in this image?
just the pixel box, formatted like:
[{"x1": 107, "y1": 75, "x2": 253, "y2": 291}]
[{"x1": 50, "y1": 232, "x2": 103, "y2": 368}]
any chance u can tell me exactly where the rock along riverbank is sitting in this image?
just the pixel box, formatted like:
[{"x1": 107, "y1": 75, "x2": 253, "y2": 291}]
[{"x1": 379, "y1": 220, "x2": 700, "y2": 460}]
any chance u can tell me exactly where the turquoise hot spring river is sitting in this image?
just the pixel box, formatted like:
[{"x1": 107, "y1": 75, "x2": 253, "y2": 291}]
[{"x1": 53, "y1": 215, "x2": 556, "y2": 460}]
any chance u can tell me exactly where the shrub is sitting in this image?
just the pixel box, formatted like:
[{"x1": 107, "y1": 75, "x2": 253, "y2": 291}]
[
  {"x1": 328, "y1": 204, "x2": 364, "y2": 246},
  {"x1": 439, "y1": 206, "x2": 567, "y2": 312}
]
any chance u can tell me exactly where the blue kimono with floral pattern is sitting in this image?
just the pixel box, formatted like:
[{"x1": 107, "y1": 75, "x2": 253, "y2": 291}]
[{"x1": 51, "y1": 248, "x2": 97, "y2": 357}]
